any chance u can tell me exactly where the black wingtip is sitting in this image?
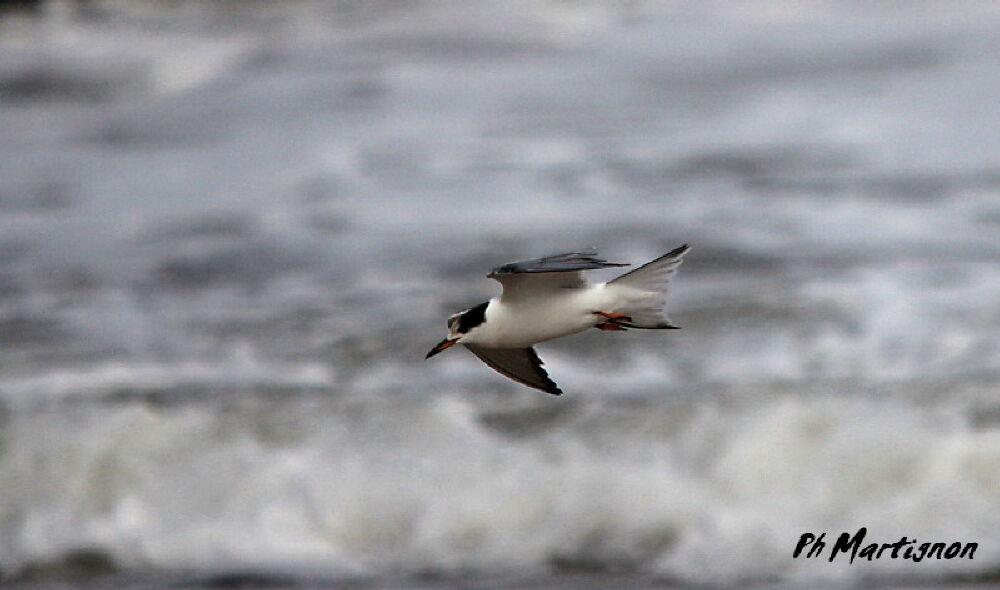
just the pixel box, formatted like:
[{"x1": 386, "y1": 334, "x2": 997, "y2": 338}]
[
  {"x1": 666, "y1": 243, "x2": 690, "y2": 258},
  {"x1": 615, "y1": 321, "x2": 680, "y2": 330}
]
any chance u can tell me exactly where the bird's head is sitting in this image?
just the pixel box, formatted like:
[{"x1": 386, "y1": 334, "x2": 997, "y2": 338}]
[{"x1": 425, "y1": 301, "x2": 488, "y2": 359}]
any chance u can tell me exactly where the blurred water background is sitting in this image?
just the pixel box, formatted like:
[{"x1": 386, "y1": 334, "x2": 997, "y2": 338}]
[{"x1": 0, "y1": 1, "x2": 998, "y2": 588}]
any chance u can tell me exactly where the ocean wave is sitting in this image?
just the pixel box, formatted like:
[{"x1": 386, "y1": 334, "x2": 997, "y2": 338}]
[{"x1": 1, "y1": 389, "x2": 997, "y2": 583}]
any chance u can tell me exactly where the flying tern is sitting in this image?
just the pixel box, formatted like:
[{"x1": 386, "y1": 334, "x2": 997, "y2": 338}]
[{"x1": 426, "y1": 245, "x2": 690, "y2": 394}]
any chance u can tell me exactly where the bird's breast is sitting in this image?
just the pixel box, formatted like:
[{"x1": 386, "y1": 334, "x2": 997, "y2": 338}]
[{"x1": 470, "y1": 289, "x2": 612, "y2": 348}]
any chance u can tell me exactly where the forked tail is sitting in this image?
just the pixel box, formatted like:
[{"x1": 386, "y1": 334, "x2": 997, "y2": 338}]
[{"x1": 607, "y1": 244, "x2": 690, "y2": 329}]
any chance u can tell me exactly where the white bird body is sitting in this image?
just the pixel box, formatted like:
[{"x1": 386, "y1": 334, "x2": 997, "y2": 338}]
[
  {"x1": 426, "y1": 245, "x2": 690, "y2": 395},
  {"x1": 464, "y1": 283, "x2": 648, "y2": 348}
]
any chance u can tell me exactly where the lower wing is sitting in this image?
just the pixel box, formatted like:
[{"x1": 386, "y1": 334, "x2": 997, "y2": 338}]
[{"x1": 465, "y1": 345, "x2": 562, "y2": 395}]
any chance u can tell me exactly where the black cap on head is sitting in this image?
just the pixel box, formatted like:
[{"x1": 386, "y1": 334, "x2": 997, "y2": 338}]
[{"x1": 457, "y1": 301, "x2": 488, "y2": 333}]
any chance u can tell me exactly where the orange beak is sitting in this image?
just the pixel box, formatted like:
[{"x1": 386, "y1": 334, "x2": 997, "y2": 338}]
[{"x1": 425, "y1": 338, "x2": 458, "y2": 359}]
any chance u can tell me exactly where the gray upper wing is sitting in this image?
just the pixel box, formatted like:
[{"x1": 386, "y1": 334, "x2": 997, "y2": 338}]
[
  {"x1": 487, "y1": 249, "x2": 629, "y2": 300},
  {"x1": 465, "y1": 345, "x2": 562, "y2": 395},
  {"x1": 488, "y1": 249, "x2": 628, "y2": 276}
]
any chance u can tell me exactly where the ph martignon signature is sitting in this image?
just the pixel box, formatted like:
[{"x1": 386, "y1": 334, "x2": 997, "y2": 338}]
[{"x1": 794, "y1": 527, "x2": 978, "y2": 564}]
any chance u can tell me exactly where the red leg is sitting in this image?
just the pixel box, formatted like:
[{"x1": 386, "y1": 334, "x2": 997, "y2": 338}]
[
  {"x1": 594, "y1": 311, "x2": 632, "y2": 322},
  {"x1": 596, "y1": 322, "x2": 627, "y2": 331}
]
